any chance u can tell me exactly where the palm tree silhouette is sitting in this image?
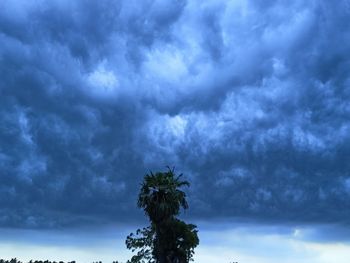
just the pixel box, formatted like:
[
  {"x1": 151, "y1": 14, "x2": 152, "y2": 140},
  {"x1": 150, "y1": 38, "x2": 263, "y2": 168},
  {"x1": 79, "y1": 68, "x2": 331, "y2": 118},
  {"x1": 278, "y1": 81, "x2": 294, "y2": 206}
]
[{"x1": 126, "y1": 167, "x2": 199, "y2": 263}]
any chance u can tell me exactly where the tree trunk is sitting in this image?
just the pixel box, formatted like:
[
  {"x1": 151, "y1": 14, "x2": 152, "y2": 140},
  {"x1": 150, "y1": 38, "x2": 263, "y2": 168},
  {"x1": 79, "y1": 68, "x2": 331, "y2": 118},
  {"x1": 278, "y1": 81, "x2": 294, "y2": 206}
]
[{"x1": 155, "y1": 224, "x2": 167, "y2": 263}]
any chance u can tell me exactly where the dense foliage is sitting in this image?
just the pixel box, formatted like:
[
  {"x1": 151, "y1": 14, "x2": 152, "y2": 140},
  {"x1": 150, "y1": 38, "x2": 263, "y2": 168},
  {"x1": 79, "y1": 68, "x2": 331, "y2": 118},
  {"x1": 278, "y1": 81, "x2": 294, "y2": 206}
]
[
  {"x1": 126, "y1": 168, "x2": 199, "y2": 263},
  {"x1": 0, "y1": 260, "x2": 77, "y2": 263},
  {"x1": 0, "y1": 260, "x2": 120, "y2": 263}
]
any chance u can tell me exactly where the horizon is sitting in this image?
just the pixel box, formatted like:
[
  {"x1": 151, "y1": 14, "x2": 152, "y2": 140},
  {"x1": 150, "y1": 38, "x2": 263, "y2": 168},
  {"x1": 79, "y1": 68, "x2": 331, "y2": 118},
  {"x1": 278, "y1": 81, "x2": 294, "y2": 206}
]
[
  {"x1": 1, "y1": 0, "x2": 350, "y2": 262},
  {"x1": 1, "y1": 222, "x2": 350, "y2": 263}
]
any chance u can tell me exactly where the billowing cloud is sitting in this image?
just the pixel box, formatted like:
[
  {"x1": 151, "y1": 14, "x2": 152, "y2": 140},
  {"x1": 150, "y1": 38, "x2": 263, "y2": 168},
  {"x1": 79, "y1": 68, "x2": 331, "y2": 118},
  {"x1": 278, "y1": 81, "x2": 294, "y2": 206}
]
[{"x1": 0, "y1": 0, "x2": 350, "y2": 229}]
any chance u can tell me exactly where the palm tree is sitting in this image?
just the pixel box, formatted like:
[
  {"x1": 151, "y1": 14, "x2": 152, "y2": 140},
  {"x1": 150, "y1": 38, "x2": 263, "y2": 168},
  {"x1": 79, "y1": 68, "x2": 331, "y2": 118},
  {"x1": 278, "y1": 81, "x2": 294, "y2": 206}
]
[
  {"x1": 126, "y1": 167, "x2": 199, "y2": 263},
  {"x1": 137, "y1": 167, "x2": 189, "y2": 224}
]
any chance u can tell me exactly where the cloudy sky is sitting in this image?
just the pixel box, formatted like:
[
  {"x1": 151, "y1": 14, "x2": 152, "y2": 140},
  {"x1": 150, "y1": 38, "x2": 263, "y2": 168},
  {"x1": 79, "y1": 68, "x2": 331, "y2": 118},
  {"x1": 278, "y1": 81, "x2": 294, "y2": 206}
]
[{"x1": 1, "y1": 0, "x2": 350, "y2": 262}]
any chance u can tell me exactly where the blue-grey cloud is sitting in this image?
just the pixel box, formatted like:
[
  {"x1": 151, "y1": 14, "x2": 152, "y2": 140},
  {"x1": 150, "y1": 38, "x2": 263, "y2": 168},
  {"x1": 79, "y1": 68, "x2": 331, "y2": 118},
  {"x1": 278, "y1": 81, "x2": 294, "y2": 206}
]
[{"x1": 0, "y1": 0, "x2": 350, "y2": 230}]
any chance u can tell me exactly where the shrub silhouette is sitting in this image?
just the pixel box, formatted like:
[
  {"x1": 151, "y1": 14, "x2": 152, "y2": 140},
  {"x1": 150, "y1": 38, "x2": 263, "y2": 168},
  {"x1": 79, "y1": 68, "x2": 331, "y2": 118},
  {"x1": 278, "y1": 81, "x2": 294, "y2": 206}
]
[
  {"x1": 126, "y1": 167, "x2": 199, "y2": 263},
  {"x1": 0, "y1": 260, "x2": 76, "y2": 263},
  {"x1": 0, "y1": 260, "x2": 122, "y2": 263}
]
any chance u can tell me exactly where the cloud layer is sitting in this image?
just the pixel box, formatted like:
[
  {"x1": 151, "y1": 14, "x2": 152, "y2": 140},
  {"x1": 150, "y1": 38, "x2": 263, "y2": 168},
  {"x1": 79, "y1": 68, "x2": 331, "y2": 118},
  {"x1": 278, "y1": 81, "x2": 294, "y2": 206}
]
[{"x1": 1, "y1": 0, "x2": 350, "y2": 228}]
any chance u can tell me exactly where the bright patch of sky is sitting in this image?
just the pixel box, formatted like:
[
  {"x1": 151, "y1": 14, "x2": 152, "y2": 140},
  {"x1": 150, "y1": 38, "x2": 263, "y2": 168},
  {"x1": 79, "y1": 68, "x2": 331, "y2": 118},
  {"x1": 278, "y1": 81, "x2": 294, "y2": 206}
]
[
  {"x1": 87, "y1": 62, "x2": 120, "y2": 97},
  {"x1": 1, "y1": 224, "x2": 349, "y2": 263}
]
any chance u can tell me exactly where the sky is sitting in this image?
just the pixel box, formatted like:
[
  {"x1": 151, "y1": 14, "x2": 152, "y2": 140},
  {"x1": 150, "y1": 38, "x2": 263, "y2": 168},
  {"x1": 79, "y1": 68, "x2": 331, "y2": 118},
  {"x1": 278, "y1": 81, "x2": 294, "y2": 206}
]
[{"x1": 0, "y1": 0, "x2": 350, "y2": 262}]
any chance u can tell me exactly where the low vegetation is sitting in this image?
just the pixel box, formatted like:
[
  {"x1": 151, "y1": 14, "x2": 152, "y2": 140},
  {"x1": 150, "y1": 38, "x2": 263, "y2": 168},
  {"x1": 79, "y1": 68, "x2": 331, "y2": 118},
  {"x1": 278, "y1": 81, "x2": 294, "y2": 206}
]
[
  {"x1": 0, "y1": 260, "x2": 77, "y2": 263},
  {"x1": 0, "y1": 260, "x2": 120, "y2": 263}
]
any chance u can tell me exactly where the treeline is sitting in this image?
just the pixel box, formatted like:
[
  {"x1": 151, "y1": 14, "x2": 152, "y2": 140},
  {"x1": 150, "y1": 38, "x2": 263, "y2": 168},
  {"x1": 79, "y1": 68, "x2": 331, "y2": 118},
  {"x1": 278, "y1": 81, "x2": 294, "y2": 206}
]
[
  {"x1": 0, "y1": 260, "x2": 76, "y2": 263},
  {"x1": 0, "y1": 260, "x2": 120, "y2": 263}
]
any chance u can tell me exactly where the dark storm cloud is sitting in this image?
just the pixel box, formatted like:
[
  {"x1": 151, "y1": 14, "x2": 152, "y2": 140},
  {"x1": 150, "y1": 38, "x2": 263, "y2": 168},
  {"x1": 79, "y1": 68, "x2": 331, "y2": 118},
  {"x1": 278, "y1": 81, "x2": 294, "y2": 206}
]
[{"x1": 0, "y1": 0, "x2": 350, "y2": 229}]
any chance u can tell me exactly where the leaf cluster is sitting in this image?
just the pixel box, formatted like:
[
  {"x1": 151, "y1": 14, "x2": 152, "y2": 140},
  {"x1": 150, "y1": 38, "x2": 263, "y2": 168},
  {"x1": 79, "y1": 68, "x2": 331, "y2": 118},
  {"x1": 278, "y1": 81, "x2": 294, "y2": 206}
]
[{"x1": 137, "y1": 168, "x2": 189, "y2": 223}]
